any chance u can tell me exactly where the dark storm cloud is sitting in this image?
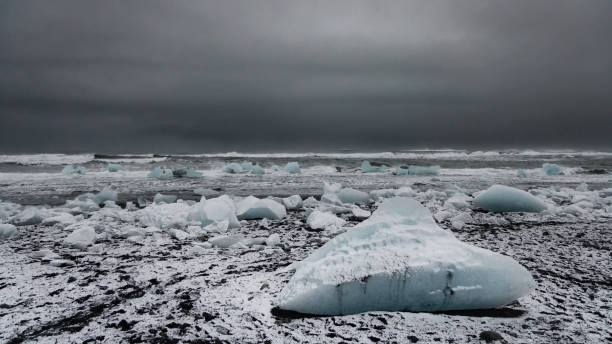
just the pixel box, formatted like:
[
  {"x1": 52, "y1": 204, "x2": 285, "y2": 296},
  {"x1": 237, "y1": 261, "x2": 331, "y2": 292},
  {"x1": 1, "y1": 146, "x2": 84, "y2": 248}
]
[{"x1": 0, "y1": 0, "x2": 611, "y2": 153}]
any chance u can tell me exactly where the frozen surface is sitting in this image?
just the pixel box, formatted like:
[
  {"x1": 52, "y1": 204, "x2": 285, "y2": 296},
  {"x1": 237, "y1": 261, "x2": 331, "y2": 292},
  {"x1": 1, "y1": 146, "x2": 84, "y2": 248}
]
[
  {"x1": 280, "y1": 198, "x2": 535, "y2": 315},
  {"x1": 474, "y1": 185, "x2": 547, "y2": 213},
  {"x1": 0, "y1": 151, "x2": 611, "y2": 343}
]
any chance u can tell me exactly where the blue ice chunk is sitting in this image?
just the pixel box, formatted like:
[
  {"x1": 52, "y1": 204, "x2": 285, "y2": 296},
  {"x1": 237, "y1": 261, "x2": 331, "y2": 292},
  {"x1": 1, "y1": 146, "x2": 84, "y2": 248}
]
[{"x1": 473, "y1": 185, "x2": 546, "y2": 213}]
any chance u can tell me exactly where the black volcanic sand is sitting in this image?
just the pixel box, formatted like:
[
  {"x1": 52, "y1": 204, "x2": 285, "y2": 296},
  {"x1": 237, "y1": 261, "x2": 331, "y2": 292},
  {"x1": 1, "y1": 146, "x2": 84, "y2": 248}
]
[{"x1": 1, "y1": 204, "x2": 610, "y2": 344}]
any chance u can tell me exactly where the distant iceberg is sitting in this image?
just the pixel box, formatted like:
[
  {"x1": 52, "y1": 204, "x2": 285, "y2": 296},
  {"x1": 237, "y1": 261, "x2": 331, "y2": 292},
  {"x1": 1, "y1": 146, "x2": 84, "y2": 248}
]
[
  {"x1": 278, "y1": 197, "x2": 534, "y2": 315},
  {"x1": 361, "y1": 161, "x2": 387, "y2": 173},
  {"x1": 148, "y1": 167, "x2": 173, "y2": 179},
  {"x1": 542, "y1": 163, "x2": 562, "y2": 176},
  {"x1": 284, "y1": 162, "x2": 301, "y2": 174}
]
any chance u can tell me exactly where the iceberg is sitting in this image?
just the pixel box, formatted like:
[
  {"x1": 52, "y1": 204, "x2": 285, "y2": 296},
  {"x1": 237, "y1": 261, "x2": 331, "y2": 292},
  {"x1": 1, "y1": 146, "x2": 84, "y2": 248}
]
[
  {"x1": 517, "y1": 169, "x2": 527, "y2": 178},
  {"x1": 153, "y1": 193, "x2": 177, "y2": 204},
  {"x1": 148, "y1": 167, "x2": 174, "y2": 179},
  {"x1": 63, "y1": 224, "x2": 96, "y2": 249},
  {"x1": 408, "y1": 165, "x2": 440, "y2": 176},
  {"x1": 187, "y1": 195, "x2": 241, "y2": 229},
  {"x1": 473, "y1": 185, "x2": 547, "y2": 213},
  {"x1": 282, "y1": 195, "x2": 303, "y2": 210},
  {"x1": 236, "y1": 196, "x2": 287, "y2": 220},
  {"x1": 279, "y1": 198, "x2": 535, "y2": 315},
  {"x1": 0, "y1": 223, "x2": 16, "y2": 240},
  {"x1": 542, "y1": 163, "x2": 562, "y2": 176},
  {"x1": 223, "y1": 163, "x2": 244, "y2": 174},
  {"x1": 336, "y1": 188, "x2": 370, "y2": 204},
  {"x1": 107, "y1": 163, "x2": 125, "y2": 172},
  {"x1": 251, "y1": 164, "x2": 265, "y2": 175},
  {"x1": 284, "y1": 162, "x2": 301, "y2": 174},
  {"x1": 307, "y1": 210, "x2": 346, "y2": 231}
]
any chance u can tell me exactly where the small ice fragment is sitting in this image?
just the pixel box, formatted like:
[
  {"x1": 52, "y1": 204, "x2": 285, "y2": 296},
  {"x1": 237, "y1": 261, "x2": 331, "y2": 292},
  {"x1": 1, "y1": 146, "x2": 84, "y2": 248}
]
[
  {"x1": 223, "y1": 163, "x2": 243, "y2": 174},
  {"x1": 236, "y1": 196, "x2": 287, "y2": 220},
  {"x1": 350, "y1": 206, "x2": 371, "y2": 219},
  {"x1": 266, "y1": 233, "x2": 281, "y2": 246},
  {"x1": 187, "y1": 196, "x2": 241, "y2": 229},
  {"x1": 209, "y1": 234, "x2": 245, "y2": 248},
  {"x1": 194, "y1": 188, "x2": 219, "y2": 197},
  {"x1": 61, "y1": 165, "x2": 86, "y2": 175},
  {"x1": 185, "y1": 168, "x2": 203, "y2": 178},
  {"x1": 63, "y1": 225, "x2": 96, "y2": 249},
  {"x1": 517, "y1": 169, "x2": 527, "y2": 178},
  {"x1": 284, "y1": 162, "x2": 301, "y2": 174},
  {"x1": 107, "y1": 163, "x2": 124, "y2": 172},
  {"x1": 153, "y1": 193, "x2": 177, "y2": 204},
  {"x1": 360, "y1": 161, "x2": 387, "y2": 173},
  {"x1": 283, "y1": 195, "x2": 303, "y2": 210},
  {"x1": 0, "y1": 223, "x2": 16, "y2": 239},
  {"x1": 473, "y1": 185, "x2": 547, "y2": 213},
  {"x1": 336, "y1": 188, "x2": 370, "y2": 204},
  {"x1": 148, "y1": 167, "x2": 174, "y2": 179},
  {"x1": 542, "y1": 163, "x2": 562, "y2": 176},
  {"x1": 251, "y1": 164, "x2": 265, "y2": 175},
  {"x1": 307, "y1": 210, "x2": 346, "y2": 231},
  {"x1": 50, "y1": 259, "x2": 76, "y2": 267},
  {"x1": 408, "y1": 165, "x2": 440, "y2": 176},
  {"x1": 92, "y1": 187, "x2": 118, "y2": 205}
]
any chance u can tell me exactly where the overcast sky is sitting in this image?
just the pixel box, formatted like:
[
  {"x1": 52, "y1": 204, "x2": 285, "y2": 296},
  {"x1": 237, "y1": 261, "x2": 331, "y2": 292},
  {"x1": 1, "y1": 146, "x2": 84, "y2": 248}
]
[{"x1": 0, "y1": 1, "x2": 611, "y2": 153}]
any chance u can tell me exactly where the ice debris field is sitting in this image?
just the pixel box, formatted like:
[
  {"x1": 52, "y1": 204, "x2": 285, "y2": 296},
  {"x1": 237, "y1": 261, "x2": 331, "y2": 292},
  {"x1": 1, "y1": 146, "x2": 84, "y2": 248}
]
[{"x1": 0, "y1": 151, "x2": 611, "y2": 343}]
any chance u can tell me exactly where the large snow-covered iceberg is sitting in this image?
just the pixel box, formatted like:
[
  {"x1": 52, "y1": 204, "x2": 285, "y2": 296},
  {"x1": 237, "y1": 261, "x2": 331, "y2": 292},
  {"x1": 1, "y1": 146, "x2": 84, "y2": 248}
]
[
  {"x1": 473, "y1": 185, "x2": 547, "y2": 213},
  {"x1": 236, "y1": 196, "x2": 286, "y2": 220},
  {"x1": 278, "y1": 197, "x2": 534, "y2": 315}
]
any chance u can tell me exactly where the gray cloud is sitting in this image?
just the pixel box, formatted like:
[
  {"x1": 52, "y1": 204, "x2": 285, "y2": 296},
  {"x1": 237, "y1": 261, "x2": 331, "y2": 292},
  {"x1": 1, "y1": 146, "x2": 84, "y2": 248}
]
[{"x1": 1, "y1": 0, "x2": 611, "y2": 153}]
